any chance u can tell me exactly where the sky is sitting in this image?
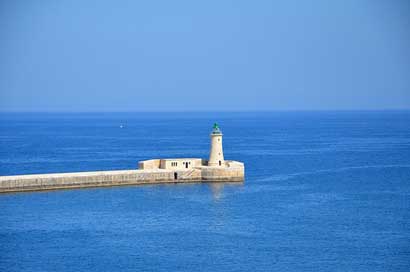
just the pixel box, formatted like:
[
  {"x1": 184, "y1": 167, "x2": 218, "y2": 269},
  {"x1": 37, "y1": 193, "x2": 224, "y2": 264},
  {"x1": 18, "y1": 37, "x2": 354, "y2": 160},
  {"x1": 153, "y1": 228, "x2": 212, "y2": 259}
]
[{"x1": 0, "y1": 0, "x2": 409, "y2": 111}]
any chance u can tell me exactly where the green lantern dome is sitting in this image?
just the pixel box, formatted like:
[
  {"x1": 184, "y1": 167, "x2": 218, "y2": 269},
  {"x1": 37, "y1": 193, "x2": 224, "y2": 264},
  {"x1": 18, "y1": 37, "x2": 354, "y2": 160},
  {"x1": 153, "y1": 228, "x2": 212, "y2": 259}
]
[{"x1": 211, "y1": 123, "x2": 222, "y2": 135}]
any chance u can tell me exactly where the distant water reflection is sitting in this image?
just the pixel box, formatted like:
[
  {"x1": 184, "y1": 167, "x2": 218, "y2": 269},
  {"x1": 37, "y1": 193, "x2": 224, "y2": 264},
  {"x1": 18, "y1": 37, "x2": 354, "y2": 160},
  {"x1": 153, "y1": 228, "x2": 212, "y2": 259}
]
[{"x1": 208, "y1": 182, "x2": 243, "y2": 201}]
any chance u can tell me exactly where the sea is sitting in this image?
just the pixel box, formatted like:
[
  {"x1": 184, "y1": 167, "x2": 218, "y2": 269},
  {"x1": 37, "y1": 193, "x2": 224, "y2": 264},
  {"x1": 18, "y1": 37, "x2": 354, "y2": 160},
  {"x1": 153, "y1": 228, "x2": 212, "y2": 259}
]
[{"x1": 0, "y1": 111, "x2": 409, "y2": 272}]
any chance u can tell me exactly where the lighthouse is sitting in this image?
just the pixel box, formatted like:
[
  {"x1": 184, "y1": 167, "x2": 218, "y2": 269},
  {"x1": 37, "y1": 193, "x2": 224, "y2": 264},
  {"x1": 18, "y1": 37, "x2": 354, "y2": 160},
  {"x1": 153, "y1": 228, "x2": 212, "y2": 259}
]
[{"x1": 208, "y1": 123, "x2": 225, "y2": 167}]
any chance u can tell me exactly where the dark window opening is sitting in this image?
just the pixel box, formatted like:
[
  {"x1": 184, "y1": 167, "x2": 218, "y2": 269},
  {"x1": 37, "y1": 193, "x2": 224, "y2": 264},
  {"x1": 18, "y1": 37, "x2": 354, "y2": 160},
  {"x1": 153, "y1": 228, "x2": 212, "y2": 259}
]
[
  {"x1": 174, "y1": 172, "x2": 178, "y2": 180},
  {"x1": 219, "y1": 160, "x2": 221, "y2": 166},
  {"x1": 185, "y1": 162, "x2": 188, "y2": 168}
]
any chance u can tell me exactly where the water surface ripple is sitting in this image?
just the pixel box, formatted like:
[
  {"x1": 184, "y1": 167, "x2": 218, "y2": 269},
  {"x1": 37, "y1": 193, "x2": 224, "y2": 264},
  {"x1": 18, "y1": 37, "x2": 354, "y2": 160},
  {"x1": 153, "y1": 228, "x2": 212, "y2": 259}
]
[{"x1": 0, "y1": 111, "x2": 409, "y2": 271}]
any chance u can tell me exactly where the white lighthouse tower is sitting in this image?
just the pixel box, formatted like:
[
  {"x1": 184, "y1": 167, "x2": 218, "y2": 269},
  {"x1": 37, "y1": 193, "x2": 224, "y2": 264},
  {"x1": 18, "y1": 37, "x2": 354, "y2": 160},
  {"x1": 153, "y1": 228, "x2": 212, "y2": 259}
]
[{"x1": 208, "y1": 123, "x2": 225, "y2": 167}]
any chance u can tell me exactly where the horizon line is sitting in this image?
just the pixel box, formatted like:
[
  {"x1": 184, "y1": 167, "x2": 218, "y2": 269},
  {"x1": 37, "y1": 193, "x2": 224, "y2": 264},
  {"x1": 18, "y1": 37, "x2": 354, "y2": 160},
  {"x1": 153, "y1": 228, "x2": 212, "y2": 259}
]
[{"x1": 1, "y1": 108, "x2": 410, "y2": 114}]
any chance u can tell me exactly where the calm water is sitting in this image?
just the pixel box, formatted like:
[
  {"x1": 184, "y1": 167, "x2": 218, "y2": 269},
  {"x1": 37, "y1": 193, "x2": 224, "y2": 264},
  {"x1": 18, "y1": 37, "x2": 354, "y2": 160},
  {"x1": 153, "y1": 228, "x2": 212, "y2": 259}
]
[{"x1": 0, "y1": 111, "x2": 409, "y2": 271}]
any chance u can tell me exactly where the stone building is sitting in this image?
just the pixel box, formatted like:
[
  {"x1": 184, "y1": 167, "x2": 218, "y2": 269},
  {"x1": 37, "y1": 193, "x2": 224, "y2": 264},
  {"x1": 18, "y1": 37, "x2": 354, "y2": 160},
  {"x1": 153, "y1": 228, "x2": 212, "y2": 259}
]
[{"x1": 138, "y1": 123, "x2": 229, "y2": 170}]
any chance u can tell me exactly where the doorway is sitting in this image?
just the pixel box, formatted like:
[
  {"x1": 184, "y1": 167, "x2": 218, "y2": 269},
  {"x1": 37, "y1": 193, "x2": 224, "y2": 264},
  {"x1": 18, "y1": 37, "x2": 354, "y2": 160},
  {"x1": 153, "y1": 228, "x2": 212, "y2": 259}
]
[{"x1": 174, "y1": 172, "x2": 178, "y2": 180}]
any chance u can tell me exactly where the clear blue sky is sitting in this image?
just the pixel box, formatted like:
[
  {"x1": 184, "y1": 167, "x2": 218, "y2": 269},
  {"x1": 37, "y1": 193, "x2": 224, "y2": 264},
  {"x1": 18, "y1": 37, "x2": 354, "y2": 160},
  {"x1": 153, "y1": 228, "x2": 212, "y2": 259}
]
[{"x1": 1, "y1": 0, "x2": 409, "y2": 111}]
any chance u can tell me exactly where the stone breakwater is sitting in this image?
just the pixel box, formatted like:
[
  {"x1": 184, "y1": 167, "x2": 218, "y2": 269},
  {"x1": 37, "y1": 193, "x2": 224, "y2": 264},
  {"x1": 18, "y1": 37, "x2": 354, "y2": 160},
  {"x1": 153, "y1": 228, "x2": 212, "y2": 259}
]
[{"x1": 0, "y1": 161, "x2": 244, "y2": 193}]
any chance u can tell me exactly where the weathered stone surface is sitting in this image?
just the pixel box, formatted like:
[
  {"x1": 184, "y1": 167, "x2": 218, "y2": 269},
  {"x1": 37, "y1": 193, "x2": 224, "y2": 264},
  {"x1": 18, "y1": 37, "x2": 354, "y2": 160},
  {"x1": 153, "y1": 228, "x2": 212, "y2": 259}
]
[{"x1": 0, "y1": 161, "x2": 244, "y2": 193}]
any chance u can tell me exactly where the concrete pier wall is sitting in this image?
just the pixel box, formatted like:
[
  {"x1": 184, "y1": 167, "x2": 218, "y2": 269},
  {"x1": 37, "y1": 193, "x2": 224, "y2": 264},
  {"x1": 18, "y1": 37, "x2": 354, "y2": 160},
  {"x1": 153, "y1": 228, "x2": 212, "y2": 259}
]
[
  {"x1": 201, "y1": 167, "x2": 244, "y2": 182},
  {"x1": 201, "y1": 161, "x2": 245, "y2": 182},
  {"x1": 0, "y1": 162, "x2": 244, "y2": 193}
]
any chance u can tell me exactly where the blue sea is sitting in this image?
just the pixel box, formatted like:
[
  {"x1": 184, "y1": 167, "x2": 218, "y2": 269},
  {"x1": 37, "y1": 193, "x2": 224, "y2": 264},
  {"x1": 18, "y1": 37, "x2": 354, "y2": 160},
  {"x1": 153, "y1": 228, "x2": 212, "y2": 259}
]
[{"x1": 0, "y1": 111, "x2": 409, "y2": 272}]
